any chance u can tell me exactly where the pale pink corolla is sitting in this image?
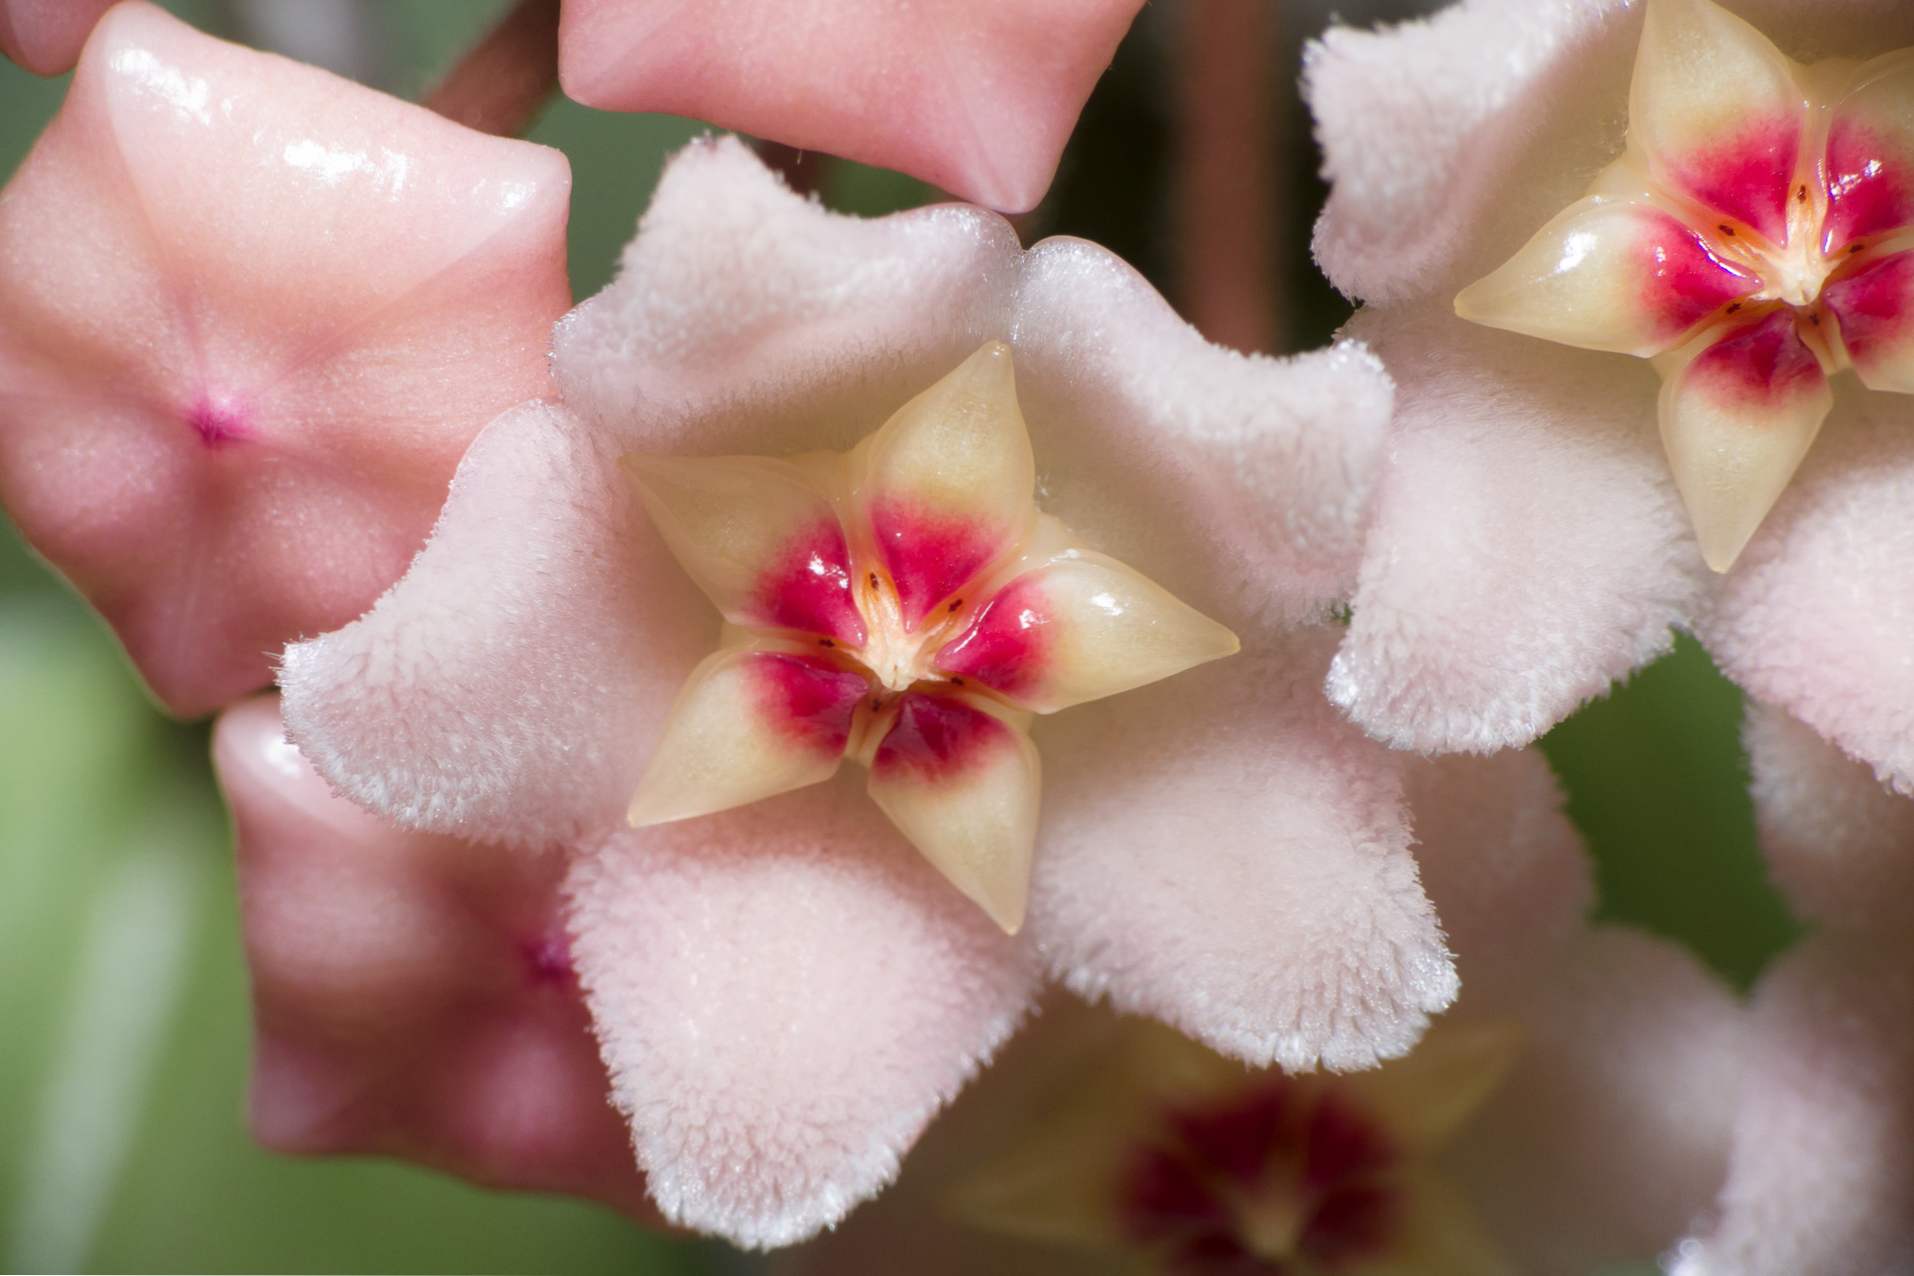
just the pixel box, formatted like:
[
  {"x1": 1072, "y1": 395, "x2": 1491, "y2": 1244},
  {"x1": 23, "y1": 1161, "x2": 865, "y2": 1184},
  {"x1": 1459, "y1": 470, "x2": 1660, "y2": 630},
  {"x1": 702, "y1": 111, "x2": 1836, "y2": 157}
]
[
  {"x1": 1670, "y1": 707, "x2": 1914, "y2": 1275},
  {"x1": 212, "y1": 694, "x2": 655, "y2": 1222},
  {"x1": 279, "y1": 137, "x2": 1450, "y2": 1246},
  {"x1": 782, "y1": 750, "x2": 1746, "y2": 1276},
  {"x1": 0, "y1": 2, "x2": 571, "y2": 715},
  {"x1": 555, "y1": 0, "x2": 1143, "y2": 212},
  {"x1": 1305, "y1": 0, "x2": 1914, "y2": 791},
  {"x1": 0, "y1": 0, "x2": 111, "y2": 73}
]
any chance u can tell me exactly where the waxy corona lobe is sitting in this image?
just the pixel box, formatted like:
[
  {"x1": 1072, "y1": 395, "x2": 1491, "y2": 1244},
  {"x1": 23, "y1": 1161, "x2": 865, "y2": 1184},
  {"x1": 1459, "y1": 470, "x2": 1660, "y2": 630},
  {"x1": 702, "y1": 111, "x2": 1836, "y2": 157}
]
[
  {"x1": 627, "y1": 342, "x2": 1240, "y2": 933},
  {"x1": 958, "y1": 1022, "x2": 1523, "y2": 1275},
  {"x1": 1457, "y1": 0, "x2": 1914, "y2": 570}
]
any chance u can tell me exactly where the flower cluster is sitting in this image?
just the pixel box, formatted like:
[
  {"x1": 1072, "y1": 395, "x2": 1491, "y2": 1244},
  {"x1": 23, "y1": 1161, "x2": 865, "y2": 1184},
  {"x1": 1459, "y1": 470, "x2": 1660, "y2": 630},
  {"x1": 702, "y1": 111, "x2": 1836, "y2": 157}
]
[{"x1": 2, "y1": 0, "x2": 1909, "y2": 1269}]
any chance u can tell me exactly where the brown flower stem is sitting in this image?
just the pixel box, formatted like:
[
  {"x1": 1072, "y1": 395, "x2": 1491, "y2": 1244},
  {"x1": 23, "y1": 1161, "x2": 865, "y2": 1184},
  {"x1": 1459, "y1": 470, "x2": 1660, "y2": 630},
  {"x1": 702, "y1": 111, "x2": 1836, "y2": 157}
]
[
  {"x1": 424, "y1": 0, "x2": 562, "y2": 138},
  {"x1": 1172, "y1": 0, "x2": 1282, "y2": 353}
]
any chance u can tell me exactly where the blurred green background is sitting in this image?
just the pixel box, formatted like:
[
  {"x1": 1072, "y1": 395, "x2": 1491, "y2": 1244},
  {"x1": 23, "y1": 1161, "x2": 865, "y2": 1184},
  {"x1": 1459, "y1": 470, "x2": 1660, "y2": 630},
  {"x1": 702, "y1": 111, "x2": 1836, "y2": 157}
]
[{"x1": 0, "y1": 2, "x2": 1794, "y2": 1272}]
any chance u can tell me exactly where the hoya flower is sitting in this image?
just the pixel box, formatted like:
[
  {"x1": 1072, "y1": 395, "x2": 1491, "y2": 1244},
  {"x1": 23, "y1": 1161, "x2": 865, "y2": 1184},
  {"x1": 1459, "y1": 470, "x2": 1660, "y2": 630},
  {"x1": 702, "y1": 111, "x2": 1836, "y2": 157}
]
[
  {"x1": 782, "y1": 750, "x2": 1745, "y2": 1276},
  {"x1": 625, "y1": 340, "x2": 1239, "y2": 930},
  {"x1": 279, "y1": 137, "x2": 1447, "y2": 1244},
  {"x1": 0, "y1": 1, "x2": 571, "y2": 714},
  {"x1": 0, "y1": 0, "x2": 112, "y2": 73},
  {"x1": 213, "y1": 694, "x2": 656, "y2": 1221},
  {"x1": 1305, "y1": 0, "x2": 1914, "y2": 788},
  {"x1": 555, "y1": 0, "x2": 1144, "y2": 212},
  {"x1": 1671, "y1": 706, "x2": 1914, "y2": 1275}
]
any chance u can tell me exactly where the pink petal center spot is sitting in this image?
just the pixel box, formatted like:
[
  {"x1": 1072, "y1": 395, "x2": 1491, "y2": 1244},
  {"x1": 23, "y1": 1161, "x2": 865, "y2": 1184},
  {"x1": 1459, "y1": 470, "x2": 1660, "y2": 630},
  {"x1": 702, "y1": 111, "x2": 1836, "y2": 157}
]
[
  {"x1": 1670, "y1": 116, "x2": 1800, "y2": 245},
  {"x1": 1823, "y1": 119, "x2": 1914, "y2": 252},
  {"x1": 870, "y1": 692, "x2": 1010, "y2": 782},
  {"x1": 1821, "y1": 248, "x2": 1914, "y2": 364},
  {"x1": 186, "y1": 392, "x2": 250, "y2": 449},
  {"x1": 933, "y1": 572, "x2": 1052, "y2": 699},
  {"x1": 1639, "y1": 212, "x2": 1760, "y2": 341},
  {"x1": 747, "y1": 651, "x2": 869, "y2": 757},
  {"x1": 869, "y1": 498, "x2": 1000, "y2": 629},
  {"x1": 752, "y1": 518, "x2": 866, "y2": 645},
  {"x1": 1688, "y1": 309, "x2": 1824, "y2": 406},
  {"x1": 518, "y1": 930, "x2": 577, "y2": 990},
  {"x1": 1118, "y1": 1079, "x2": 1401, "y2": 1271}
]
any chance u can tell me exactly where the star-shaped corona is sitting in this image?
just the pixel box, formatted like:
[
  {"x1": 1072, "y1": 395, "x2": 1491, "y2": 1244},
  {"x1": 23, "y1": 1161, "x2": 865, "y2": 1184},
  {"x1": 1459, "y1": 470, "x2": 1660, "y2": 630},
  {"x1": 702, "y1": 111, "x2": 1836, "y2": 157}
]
[
  {"x1": 954, "y1": 1020, "x2": 1522, "y2": 1275},
  {"x1": 626, "y1": 341, "x2": 1240, "y2": 933},
  {"x1": 1455, "y1": 0, "x2": 1914, "y2": 571}
]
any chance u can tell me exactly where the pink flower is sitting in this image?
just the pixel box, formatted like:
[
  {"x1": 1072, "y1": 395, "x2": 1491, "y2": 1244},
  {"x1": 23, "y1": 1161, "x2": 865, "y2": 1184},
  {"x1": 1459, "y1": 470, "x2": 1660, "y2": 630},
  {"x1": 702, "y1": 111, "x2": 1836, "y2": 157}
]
[
  {"x1": 555, "y1": 0, "x2": 1145, "y2": 212},
  {"x1": 0, "y1": 0, "x2": 111, "y2": 73},
  {"x1": 1671, "y1": 706, "x2": 1914, "y2": 1275},
  {"x1": 278, "y1": 137, "x2": 1452, "y2": 1245},
  {"x1": 214, "y1": 694, "x2": 657, "y2": 1222},
  {"x1": 780, "y1": 749, "x2": 1745, "y2": 1276},
  {"x1": 0, "y1": 1, "x2": 572, "y2": 715},
  {"x1": 1304, "y1": 0, "x2": 1914, "y2": 791}
]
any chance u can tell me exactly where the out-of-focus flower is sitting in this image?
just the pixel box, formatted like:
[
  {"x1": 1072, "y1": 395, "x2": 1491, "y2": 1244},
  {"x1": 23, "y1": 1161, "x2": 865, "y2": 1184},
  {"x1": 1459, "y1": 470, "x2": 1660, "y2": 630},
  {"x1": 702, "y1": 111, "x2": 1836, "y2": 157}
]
[
  {"x1": 554, "y1": 0, "x2": 1144, "y2": 212},
  {"x1": 1304, "y1": 0, "x2": 1914, "y2": 791},
  {"x1": 781, "y1": 750, "x2": 1746, "y2": 1276},
  {"x1": 0, "y1": 0, "x2": 111, "y2": 74},
  {"x1": 0, "y1": 1, "x2": 571, "y2": 714},
  {"x1": 213, "y1": 694, "x2": 656, "y2": 1221},
  {"x1": 1670, "y1": 707, "x2": 1914, "y2": 1275},
  {"x1": 279, "y1": 137, "x2": 1446, "y2": 1246}
]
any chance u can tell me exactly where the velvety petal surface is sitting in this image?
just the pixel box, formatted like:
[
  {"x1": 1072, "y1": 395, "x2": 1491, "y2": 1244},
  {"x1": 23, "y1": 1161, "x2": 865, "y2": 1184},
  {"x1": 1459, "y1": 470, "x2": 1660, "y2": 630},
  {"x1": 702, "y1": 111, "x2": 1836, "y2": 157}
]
[
  {"x1": 1699, "y1": 389, "x2": 1914, "y2": 792},
  {"x1": 0, "y1": 0, "x2": 111, "y2": 73},
  {"x1": 564, "y1": 782, "x2": 1039, "y2": 1248},
  {"x1": 555, "y1": 0, "x2": 1143, "y2": 213},
  {"x1": 1403, "y1": 749, "x2": 1592, "y2": 1014},
  {"x1": 1743, "y1": 703, "x2": 1914, "y2": 934},
  {"x1": 1025, "y1": 628, "x2": 1456, "y2": 1072},
  {"x1": 0, "y1": 2, "x2": 571, "y2": 714},
  {"x1": 1008, "y1": 238, "x2": 1392, "y2": 624},
  {"x1": 280, "y1": 402, "x2": 713, "y2": 847},
  {"x1": 1444, "y1": 928, "x2": 1743, "y2": 1276},
  {"x1": 1329, "y1": 300, "x2": 1707, "y2": 753},
  {"x1": 213, "y1": 695, "x2": 651, "y2": 1219},
  {"x1": 554, "y1": 139, "x2": 1392, "y2": 630},
  {"x1": 1305, "y1": 0, "x2": 1637, "y2": 306},
  {"x1": 1674, "y1": 936, "x2": 1914, "y2": 1276}
]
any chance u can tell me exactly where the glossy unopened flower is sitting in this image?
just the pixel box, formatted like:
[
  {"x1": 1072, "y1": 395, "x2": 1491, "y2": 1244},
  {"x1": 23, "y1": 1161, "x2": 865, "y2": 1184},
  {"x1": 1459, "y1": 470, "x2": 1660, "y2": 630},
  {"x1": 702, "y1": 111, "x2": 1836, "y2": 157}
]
[
  {"x1": 213, "y1": 694, "x2": 656, "y2": 1221},
  {"x1": 0, "y1": 1, "x2": 571, "y2": 714},
  {"x1": 1670, "y1": 706, "x2": 1914, "y2": 1275},
  {"x1": 783, "y1": 750, "x2": 1745, "y2": 1276},
  {"x1": 555, "y1": 0, "x2": 1144, "y2": 212},
  {"x1": 0, "y1": 0, "x2": 112, "y2": 73},
  {"x1": 280, "y1": 138, "x2": 1450, "y2": 1245},
  {"x1": 1306, "y1": 0, "x2": 1914, "y2": 788},
  {"x1": 627, "y1": 341, "x2": 1238, "y2": 931}
]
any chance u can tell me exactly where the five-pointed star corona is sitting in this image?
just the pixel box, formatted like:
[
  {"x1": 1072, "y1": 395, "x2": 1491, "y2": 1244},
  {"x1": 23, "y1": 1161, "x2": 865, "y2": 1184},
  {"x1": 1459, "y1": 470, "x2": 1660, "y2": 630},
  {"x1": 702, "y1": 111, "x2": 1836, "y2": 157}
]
[
  {"x1": 626, "y1": 342, "x2": 1240, "y2": 933},
  {"x1": 1456, "y1": 0, "x2": 1914, "y2": 570}
]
